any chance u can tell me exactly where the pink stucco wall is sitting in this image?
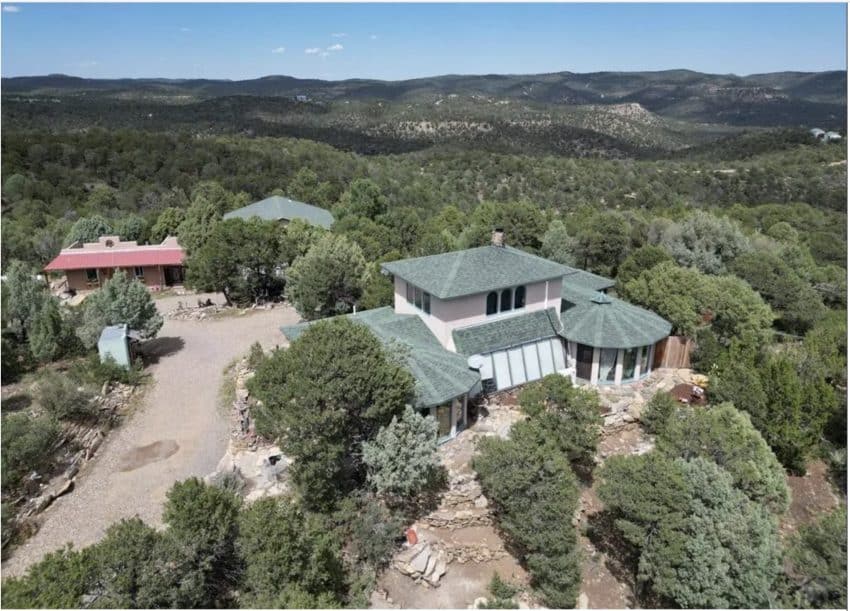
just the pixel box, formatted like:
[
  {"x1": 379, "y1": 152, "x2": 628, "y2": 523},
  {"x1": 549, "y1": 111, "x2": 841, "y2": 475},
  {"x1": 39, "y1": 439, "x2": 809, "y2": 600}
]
[{"x1": 393, "y1": 276, "x2": 563, "y2": 351}]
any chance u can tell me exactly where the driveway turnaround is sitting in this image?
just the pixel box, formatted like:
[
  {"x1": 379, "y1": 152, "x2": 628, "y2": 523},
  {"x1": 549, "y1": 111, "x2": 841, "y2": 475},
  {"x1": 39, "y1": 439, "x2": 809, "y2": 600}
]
[{"x1": 2, "y1": 296, "x2": 300, "y2": 577}]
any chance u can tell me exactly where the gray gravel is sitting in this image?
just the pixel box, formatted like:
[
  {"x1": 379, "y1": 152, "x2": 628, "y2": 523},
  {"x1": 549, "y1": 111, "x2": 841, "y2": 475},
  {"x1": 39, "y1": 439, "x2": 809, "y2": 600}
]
[{"x1": 2, "y1": 294, "x2": 300, "y2": 576}]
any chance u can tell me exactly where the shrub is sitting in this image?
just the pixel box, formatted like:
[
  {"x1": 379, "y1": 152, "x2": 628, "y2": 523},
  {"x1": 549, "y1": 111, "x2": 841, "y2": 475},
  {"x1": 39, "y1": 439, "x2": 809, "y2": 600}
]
[
  {"x1": 362, "y1": 406, "x2": 440, "y2": 503},
  {"x1": 1, "y1": 545, "x2": 96, "y2": 608},
  {"x1": 641, "y1": 391, "x2": 679, "y2": 434},
  {"x1": 237, "y1": 496, "x2": 346, "y2": 607},
  {"x1": 77, "y1": 271, "x2": 163, "y2": 348},
  {"x1": 160, "y1": 478, "x2": 242, "y2": 606},
  {"x1": 478, "y1": 573, "x2": 520, "y2": 609},
  {"x1": 517, "y1": 374, "x2": 602, "y2": 471},
  {"x1": 1, "y1": 413, "x2": 61, "y2": 490},
  {"x1": 474, "y1": 424, "x2": 581, "y2": 608},
  {"x1": 657, "y1": 403, "x2": 790, "y2": 513},
  {"x1": 335, "y1": 493, "x2": 405, "y2": 569},
  {"x1": 598, "y1": 453, "x2": 782, "y2": 608},
  {"x1": 785, "y1": 506, "x2": 847, "y2": 609},
  {"x1": 246, "y1": 341, "x2": 265, "y2": 370},
  {"x1": 248, "y1": 318, "x2": 414, "y2": 508},
  {"x1": 37, "y1": 371, "x2": 96, "y2": 422},
  {"x1": 70, "y1": 353, "x2": 145, "y2": 387},
  {"x1": 285, "y1": 233, "x2": 367, "y2": 320}
]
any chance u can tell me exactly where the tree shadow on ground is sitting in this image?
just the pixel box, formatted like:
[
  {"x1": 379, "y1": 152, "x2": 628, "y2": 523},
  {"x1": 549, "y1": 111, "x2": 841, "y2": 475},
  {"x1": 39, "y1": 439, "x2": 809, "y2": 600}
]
[
  {"x1": 397, "y1": 465, "x2": 450, "y2": 522},
  {"x1": 1, "y1": 393, "x2": 32, "y2": 413},
  {"x1": 139, "y1": 336, "x2": 185, "y2": 365},
  {"x1": 586, "y1": 510, "x2": 641, "y2": 603}
]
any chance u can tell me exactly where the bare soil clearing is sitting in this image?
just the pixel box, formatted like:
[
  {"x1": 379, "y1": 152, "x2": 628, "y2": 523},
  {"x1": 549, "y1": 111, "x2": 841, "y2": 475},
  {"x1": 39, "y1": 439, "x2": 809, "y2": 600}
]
[
  {"x1": 2, "y1": 293, "x2": 299, "y2": 577},
  {"x1": 781, "y1": 460, "x2": 842, "y2": 537},
  {"x1": 375, "y1": 397, "x2": 531, "y2": 609}
]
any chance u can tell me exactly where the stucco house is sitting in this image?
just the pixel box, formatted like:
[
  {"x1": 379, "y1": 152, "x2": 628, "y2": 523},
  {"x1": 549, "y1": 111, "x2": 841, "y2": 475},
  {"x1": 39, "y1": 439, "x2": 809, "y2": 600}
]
[
  {"x1": 44, "y1": 235, "x2": 185, "y2": 292},
  {"x1": 281, "y1": 231, "x2": 671, "y2": 441},
  {"x1": 223, "y1": 195, "x2": 334, "y2": 229}
]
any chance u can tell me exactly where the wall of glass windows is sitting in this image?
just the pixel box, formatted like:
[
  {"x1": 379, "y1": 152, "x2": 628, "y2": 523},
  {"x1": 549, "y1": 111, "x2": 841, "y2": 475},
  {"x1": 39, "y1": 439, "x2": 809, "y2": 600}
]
[{"x1": 569, "y1": 342, "x2": 656, "y2": 385}]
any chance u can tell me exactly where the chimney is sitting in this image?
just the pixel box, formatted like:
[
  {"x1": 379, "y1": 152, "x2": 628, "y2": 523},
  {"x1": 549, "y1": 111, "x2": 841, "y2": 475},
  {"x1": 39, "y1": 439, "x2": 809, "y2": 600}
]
[{"x1": 491, "y1": 228, "x2": 505, "y2": 247}]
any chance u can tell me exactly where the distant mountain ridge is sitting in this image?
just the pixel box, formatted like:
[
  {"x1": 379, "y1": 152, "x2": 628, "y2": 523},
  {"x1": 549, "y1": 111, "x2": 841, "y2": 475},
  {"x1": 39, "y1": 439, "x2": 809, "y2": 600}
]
[{"x1": 4, "y1": 69, "x2": 845, "y2": 129}]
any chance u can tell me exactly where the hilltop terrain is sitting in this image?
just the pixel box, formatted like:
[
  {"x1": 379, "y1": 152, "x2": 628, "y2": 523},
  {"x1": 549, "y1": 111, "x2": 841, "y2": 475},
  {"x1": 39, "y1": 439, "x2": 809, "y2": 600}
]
[{"x1": 3, "y1": 69, "x2": 845, "y2": 156}]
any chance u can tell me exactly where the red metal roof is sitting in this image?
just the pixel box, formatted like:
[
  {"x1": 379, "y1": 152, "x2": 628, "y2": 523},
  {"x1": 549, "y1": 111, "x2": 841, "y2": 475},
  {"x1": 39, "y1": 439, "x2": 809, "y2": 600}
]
[{"x1": 44, "y1": 248, "x2": 185, "y2": 271}]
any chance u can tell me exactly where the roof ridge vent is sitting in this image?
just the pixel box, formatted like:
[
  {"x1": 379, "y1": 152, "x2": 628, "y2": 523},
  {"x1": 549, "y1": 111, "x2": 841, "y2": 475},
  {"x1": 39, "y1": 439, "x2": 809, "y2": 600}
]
[{"x1": 591, "y1": 291, "x2": 612, "y2": 305}]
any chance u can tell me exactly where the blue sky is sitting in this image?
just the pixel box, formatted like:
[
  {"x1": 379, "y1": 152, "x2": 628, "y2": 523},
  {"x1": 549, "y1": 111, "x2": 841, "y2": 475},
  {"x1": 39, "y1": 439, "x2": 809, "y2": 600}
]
[{"x1": 1, "y1": 3, "x2": 846, "y2": 80}]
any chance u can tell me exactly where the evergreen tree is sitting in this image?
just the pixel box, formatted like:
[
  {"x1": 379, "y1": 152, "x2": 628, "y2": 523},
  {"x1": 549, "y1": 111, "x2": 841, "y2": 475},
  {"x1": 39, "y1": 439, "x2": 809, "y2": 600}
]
[
  {"x1": 285, "y1": 233, "x2": 367, "y2": 320},
  {"x1": 78, "y1": 271, "x2": 163, "y2": 348}
]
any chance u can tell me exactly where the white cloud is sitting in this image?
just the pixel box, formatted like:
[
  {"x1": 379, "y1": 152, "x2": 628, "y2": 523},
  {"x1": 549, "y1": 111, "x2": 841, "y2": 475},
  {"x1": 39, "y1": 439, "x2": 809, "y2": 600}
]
[
  {"x1": 320, "y1": 52, "x2": 330, "y2": 58},
  {"x1": 370, "y1": 34, "x2": 378, "y2": 40},
  {"x1": 331, "y1": 32, "x2": 347, "y2": 38},
  {"x1": 326, "y1": 43, "x2": 343, "y2": 52},
  {"x1": 3, "y1": 5, "x2": 20, "y2": 12},
  {"x1": 179, "y1": 27, "x2": 191, "y2": 32},
  {"x1": 304, "y1": 47, "x2": 321, "y2": 55},
  {"x1": 271, "y1": 47, "x2": 286, "y2": 54}
]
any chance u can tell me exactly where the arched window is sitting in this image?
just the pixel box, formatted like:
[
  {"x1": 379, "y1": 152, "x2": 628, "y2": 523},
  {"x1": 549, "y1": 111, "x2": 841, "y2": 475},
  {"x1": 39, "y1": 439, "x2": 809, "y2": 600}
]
[
  {"x1": 514, "y1": 285, "x2": 526, "y2": 309},
  {"x1": 486, "y1": 292, "x2": 498, "y2": 315},
  {"x1": 500, "y1": 289, "x2": 513, "y2": 312}
]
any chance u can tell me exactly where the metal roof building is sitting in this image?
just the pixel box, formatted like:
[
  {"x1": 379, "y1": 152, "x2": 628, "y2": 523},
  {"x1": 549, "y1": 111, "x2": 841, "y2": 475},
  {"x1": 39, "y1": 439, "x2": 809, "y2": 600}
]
[{"x1": 223, "y1": 195, "x2": 334, "y2": 229}]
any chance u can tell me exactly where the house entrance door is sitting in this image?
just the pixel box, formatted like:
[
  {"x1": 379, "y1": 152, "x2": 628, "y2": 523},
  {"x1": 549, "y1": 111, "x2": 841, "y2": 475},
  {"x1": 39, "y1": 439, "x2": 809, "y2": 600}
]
[
  {"x1": 164, "y1": 266, "x2": 185, "y2": 286},
  {"x1": 435, "y1": 404, "x2": 452, "y2": 440}
]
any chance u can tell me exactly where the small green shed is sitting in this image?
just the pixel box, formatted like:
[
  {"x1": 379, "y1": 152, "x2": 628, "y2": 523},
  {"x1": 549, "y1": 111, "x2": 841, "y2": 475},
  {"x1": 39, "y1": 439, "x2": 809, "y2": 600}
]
[{"x1": 98, "y1": 324, "x2": 132, "y2": 368}]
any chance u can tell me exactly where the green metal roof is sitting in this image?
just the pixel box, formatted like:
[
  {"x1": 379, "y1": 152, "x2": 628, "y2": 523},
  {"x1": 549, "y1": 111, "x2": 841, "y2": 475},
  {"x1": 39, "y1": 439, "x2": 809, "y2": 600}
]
[
  {"x1": 381, "y1": 245, "x2": 571, "y2": 300},
  {"x1": 559, "y1": 284, "x2": 671, "y2": 349},
  {"x1": 562, "y1": 268, "x2": 616, "y2": 292},
  {"x1": 223, "y1": 195, "x2": 334, "y2": 229},
  {"x1": 453, "y1": 308, "x2": 562, "y2": 355},
  {"x1": 281, "y1": 307, "x2": 480, "y2": 409}
]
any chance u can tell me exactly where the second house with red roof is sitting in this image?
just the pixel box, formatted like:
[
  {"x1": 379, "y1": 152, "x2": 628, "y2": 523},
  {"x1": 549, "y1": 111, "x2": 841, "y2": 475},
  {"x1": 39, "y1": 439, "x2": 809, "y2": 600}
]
[{"x1": 44, "y1": 235, "x2": 186, "y2": 292}]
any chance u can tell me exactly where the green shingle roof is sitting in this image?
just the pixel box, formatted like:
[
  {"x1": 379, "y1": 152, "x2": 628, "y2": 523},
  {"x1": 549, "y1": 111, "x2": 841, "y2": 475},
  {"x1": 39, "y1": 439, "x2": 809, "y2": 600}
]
[
  {"x1": 281, "y1": 307, "x2": 480, "y2": 409},
  {"x1": 453, "y1": 308, "x2": 562, "y2": 355},
  {"x1": 559, "y1": 284, "x2": 671, "y2": 349},
  {"x1": 381, "y1": 245, "x2": 571, "y2": 300},
  {"x1": 563, "y1": 268, "x2": 616, "y2": 292},
  {"x1": 223, "y1": 195, "x2": 334, "y2": 229}
]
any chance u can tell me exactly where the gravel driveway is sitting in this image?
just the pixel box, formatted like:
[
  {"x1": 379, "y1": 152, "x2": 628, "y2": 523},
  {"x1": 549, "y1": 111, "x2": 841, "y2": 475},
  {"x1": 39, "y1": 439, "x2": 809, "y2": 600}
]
[{"x1": 2, "y1": 294, "x2": 300, "y2": 577}]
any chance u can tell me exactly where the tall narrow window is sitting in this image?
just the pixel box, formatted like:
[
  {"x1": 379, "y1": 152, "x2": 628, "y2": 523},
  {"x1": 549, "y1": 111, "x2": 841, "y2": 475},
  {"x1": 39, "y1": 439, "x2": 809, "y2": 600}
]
[
  {"x1": 406, "y1": 282, "x2": 414, "y2": 304},
  {"x1": 599, "y1": 348, "x2": 619, "y2": 383},
  {"x1": 514, "y1": 285, "x2": 526, "y2": 309},
  {"x1": 622, "y1": 347, "x2": 638, "y2": 381},
  {"x1": 500, "y1": 289, "x2": 513, "y2": 312},
  {"x1": 414, "y1": 287, "x2": 422, "y2": 309},
  {"x1": 486, "y1": 292, "x2": 498, "y2": 315},
  {"x1": 86, "y1": 268, "x2": 98, "y2": 283},
  {"x1": 640, "y1": 345, "x2": 651, "y2": 376},
  {"x1": 133, "y1": 266, "x2": 144, "y2": 280},
  {"x1": 423, "y1": 292, "x2": 431, "y2": 315}
]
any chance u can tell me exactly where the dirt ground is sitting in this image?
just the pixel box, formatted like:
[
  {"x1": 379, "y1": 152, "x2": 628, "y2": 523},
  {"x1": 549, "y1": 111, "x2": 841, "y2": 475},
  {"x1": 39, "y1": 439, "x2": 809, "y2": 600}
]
[
  {"x1": 2, "y1": 293, "x2": 300, "y2": 577},
  {"x1": 780, "y1": 460, "x2": 843, "y2": 537},
  {"x1": 374, "y1": 399, "x2": 531, "y2": 609}
]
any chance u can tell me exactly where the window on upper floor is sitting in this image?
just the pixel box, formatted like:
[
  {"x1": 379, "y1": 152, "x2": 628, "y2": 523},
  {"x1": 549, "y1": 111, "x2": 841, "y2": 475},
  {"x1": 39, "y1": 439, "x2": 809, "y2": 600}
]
[
  {"x1": 487, "y1": 285, "x2": 526, "y2": 316},
  {"x1": 406, "y1": 281, "x2": 431, "y2": 315},
  {"x1": 500, "y1": 289, "x2": 512, "y2": 312},
  {"x1": 514, "y1": 286, "x2": 526, "y2": 309},
  {"x1": 486, "y1": 292, "x2": 498, "y2": 315}
]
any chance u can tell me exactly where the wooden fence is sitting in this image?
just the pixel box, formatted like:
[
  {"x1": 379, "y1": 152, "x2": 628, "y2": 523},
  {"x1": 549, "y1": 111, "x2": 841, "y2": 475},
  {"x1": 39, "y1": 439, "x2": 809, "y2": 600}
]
[{"x1": 653, "y1": 336, "x2": 694, "y2": 369}]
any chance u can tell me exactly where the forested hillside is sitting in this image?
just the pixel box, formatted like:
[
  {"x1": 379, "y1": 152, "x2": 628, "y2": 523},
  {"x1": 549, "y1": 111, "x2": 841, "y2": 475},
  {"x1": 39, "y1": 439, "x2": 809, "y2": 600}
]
[{"x1": 1, "y1": 67, "x2": 847, "y2": 609}]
